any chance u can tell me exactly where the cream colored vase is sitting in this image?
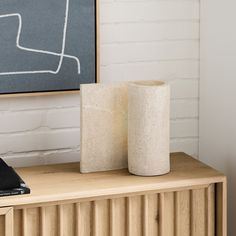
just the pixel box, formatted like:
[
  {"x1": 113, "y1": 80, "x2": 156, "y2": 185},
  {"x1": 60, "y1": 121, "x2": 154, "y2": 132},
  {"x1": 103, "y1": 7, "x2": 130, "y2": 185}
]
[{"x1": 128, "y1": 81, "x2": 170, "y2": 176}]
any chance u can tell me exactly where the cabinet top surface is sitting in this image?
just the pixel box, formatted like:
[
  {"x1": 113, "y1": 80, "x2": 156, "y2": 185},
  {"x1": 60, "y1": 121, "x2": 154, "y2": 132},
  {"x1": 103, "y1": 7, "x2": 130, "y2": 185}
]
[{"x1": 0, "y1": 152, "x2": 225, "y2": 207}]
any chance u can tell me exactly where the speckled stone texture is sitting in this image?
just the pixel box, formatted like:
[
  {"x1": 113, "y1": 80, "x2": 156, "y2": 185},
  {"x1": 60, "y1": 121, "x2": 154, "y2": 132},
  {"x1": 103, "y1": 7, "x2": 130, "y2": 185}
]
[
  {"x1": 80, "y1": 83, "x2": 128, "y2": 173},
  {"x1": 128, "y1": 81, "x2": 170, "y2": 176}
]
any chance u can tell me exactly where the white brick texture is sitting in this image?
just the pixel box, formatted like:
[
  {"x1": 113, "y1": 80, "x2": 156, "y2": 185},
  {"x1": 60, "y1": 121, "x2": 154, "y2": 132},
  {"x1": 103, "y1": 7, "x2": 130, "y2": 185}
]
[{"x1": 0, "y1": 0, "x2": 200, "y2": 166}]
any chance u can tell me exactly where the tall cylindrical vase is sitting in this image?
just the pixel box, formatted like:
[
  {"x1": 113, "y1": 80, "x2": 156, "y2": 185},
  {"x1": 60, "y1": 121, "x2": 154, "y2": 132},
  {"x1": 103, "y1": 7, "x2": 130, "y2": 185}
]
[{"x1": 128, "y1": 81, "x2": 170, "y2": 176}]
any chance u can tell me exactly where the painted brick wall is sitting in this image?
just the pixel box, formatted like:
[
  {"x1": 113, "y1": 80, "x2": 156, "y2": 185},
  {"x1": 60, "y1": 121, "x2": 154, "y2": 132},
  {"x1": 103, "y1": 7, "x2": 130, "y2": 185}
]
[{"x1": 0, "y1": 0, "x2": 200, "y2": 167}]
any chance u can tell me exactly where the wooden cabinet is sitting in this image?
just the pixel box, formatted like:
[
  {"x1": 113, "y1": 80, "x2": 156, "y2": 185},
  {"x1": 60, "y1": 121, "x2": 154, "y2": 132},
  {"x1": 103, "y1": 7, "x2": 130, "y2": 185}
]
[
  {"x1": 0, "y1": 153, "x2": 227, "y2": 236},
  {"x1": 0, "y1": 207, "x2": 13, "y2": 236}
]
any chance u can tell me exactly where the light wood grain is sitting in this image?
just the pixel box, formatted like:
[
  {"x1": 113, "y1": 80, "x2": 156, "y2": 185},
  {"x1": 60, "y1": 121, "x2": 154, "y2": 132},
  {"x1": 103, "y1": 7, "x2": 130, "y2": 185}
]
[
  {"x1": 128, "y1": 196, "x2": 142, "y2": 236},
  {"x1": 58, "y1": 205, "x2": 63, "y2": 236},
  {"x1": 147, "y1": 194, "x2": 159, "y2": 236},
  {"x1": 175, "y1": 190, "x2": 190, "y2": 236},
  {"x1": 27, "y1": 208, "x2": 40, "y2": 236},
  {"x1": 191, "y1": 188, "x2": 206, "y2": 236},
  {"x1": 142, "y1": 195, "x2": 149, "y2": 236},
  {"x1": 75, "y1": 203, "x2": 80, "y2": 236},
  {"x1": 0, "y1": 153, "x2": 225, "y2": 208},
  {"x1": 44, "y1": 205, "x2": 58, "y2": 236},
  {"x1": 94, "y1": 200, "x2": 109, "y2": 236},
  {"x1": 0, "y1": 153, "x2": 226, "y2": 236},
  {"x1": 206, "y1": 184, "x2": 215, "y2": 236},
  {"x1": 109, "y1": 199, "x2": 115, "y2": 236},
  {"x1": 79, "y1": 202, "x2": 92, "y2": 236},
  {"x1": 40, "y1": 207, "x2": 46, "y2": 236},
  {"x1": 216, "y1": 182, "x2": 227, "y2": 236},
  {"x1": 62, "y1": 204, "x2": 75, "y2": 236},
  {"x1": 0, "y1": 207, "x2": 13, "y2": 236},
  {"x1": 14, "y1": 210, "x2": 22, "y2": 236},
  {"x1": 22, "y1": 208, "x2": 27, "y2": 236},
  {"x1": 0, "y1": 215, "x2": 5, "y2": 236},
  {"x1": 126, "y1": 197, "x2": 131, "y2": 236},
  {"x1": 5, "y1": 208, "x2": 13, "y2": 236},
  {"x1": 110, "y1": 198, "x2": 126, "y2": 236},
  {"x1": 162, "y1": 192, "x2": 175, "y2": 236},
  {"x1": 158, "y1": 193, "x2": 165, "y2": 236}
]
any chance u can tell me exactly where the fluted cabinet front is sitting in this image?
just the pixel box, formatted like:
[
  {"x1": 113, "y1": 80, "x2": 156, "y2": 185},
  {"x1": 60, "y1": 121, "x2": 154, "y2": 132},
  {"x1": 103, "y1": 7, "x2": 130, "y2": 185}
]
[
  {"x1": 0, "y1": 207, "x2": 13, "y2": 236},
  {"x1": 8, "y1": 184, "x2": 216, "y2": 236}
]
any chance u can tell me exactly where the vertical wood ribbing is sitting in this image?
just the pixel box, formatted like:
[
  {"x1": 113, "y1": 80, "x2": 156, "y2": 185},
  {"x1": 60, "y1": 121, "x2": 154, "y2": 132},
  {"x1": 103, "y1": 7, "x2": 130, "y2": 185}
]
[
  {"x1": 160, "y1": 192, "x2": 174, "y2": 236},
  {"x1": 190, "y1": 190, "x2": 193, "y2": 236},
  {"x1": 128, "y1": 196, "x2": 142, "y2": 236},
  {"x1": 22, "y1": 208, "x2": 27, "y2": 236},
  {"x1": 142, "y1": 195, "x2": 149, "y2": 236},
  {"x1": 148, "y1": 193, "x2": 158, "y2": 236},
  {"x1": 206, "y1": 185, "x2": 215, "y2": 236},
  {"x1": 58, "y1": 205, "x2": 63, "y2": 236},
  {"x1": 78, "y1": 202, "x2": 92, "y2": 236},
  {"x1": 0, "y1": 215, "x2": 4, "y2": 236},
  {"x1": 157, "y1": 194, "x2": 159, "y2": 236},
  {"x1": 190, "y1": 188, "x2": 206, "y2": 236},
  {"x1": 109, "y1": 199, "x2": 115, "y2": 236},
  {"x1": 174, "y1": 192, "x2": 178, "y2": 236},
  {"x1": 216, "y1": 182, "x2": 227, "y2": 236},
  {"x1": 5, "y1": 208, "x2": 13, "y2": 236},
  {"x1": 92, "y1": 201, "x2": 98, "y2": 236},
  {"x1": 75, "y1": 203, "x2": 80, "y2": 236},
  {"x1": 40, "y1": 207, "x2": 46, "y2": 236},
  {"x1": 158, "y1": 193, "x2": 164, "y2": 236},
  {"x1": 126, "y1": 197, "x2": 131, "y2": 236},
  {"x1": 9, "y1": 187, "x2": 219, "y2": 236},
  {"x1": 92, "y1": 200, "x2": 109, "y2": 236},
  {"x1": 44, "y1": 205, "x2": 58, "y2": 236},
  {"x1": 175, "y1": 190, "x2": 191, "y2": 236},
  {"x1": 109, "y1": 198, "x2": 126, "y2": 236},
  {"x1": 13, "y1": 210, "x2": 22, "y2": 236}
]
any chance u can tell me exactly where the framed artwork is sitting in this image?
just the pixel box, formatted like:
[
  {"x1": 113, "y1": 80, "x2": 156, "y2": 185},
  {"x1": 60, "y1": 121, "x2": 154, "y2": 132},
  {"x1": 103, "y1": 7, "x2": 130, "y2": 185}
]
[{"x1": 0, "y1": 0, "x2": 99, "y2": 95}]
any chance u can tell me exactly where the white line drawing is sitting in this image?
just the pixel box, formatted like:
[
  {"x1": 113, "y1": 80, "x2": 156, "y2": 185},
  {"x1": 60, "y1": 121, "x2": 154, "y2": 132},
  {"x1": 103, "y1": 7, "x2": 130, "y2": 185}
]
[{"x1": 0, "y1": 0, "x2": 80, "y2": 76}]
